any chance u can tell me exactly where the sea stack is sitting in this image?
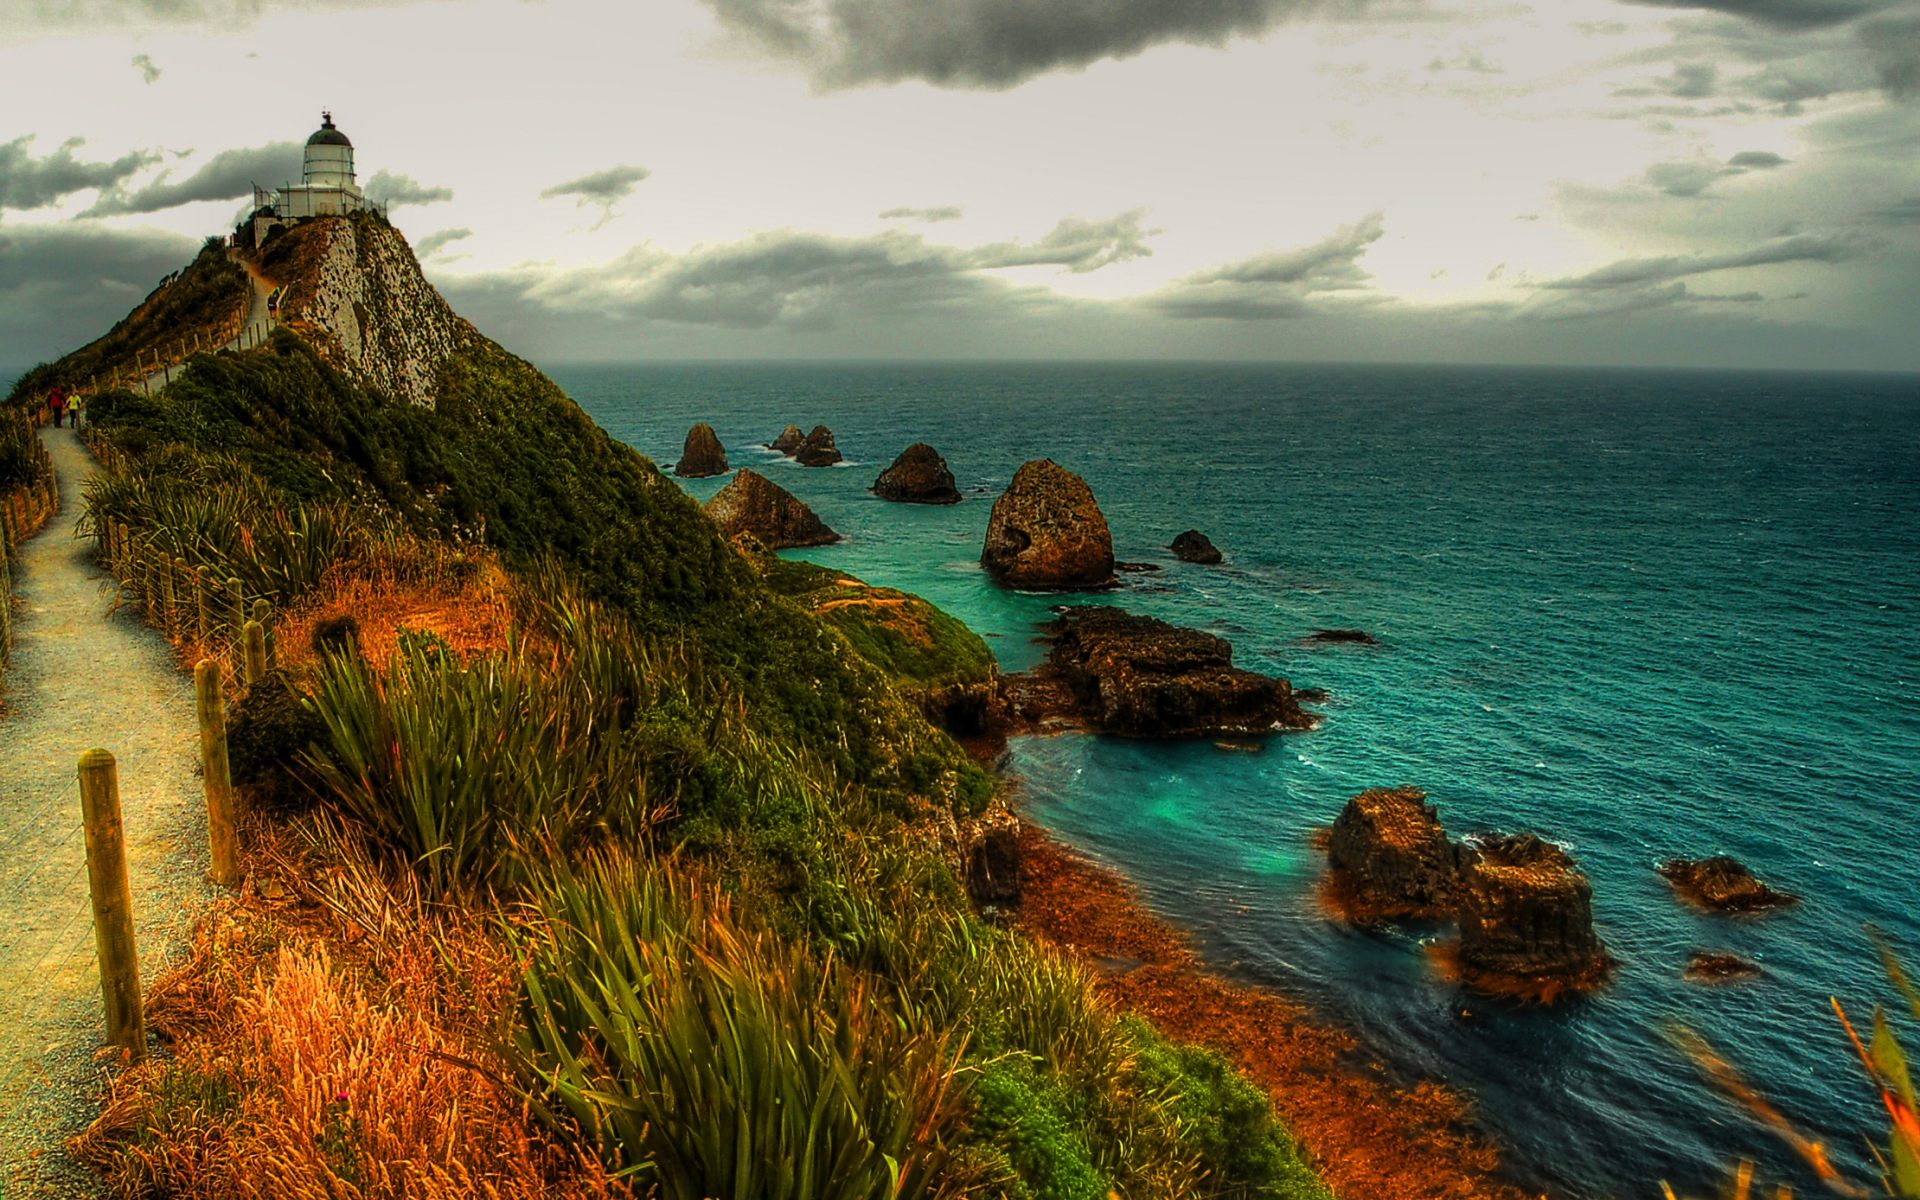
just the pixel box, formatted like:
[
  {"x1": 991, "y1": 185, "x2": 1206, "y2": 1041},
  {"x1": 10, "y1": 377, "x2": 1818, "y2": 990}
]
[
  {"x1": 1457, "y1": 834, "x2": 1613, "y2": 997},
  {"x1": 873, "y1": 443, "x2": 961, "y2": 504},
  {"x1": 1170, "y1": 530, "x2": 1223, "y2": 564},
  {"x1": 796, "y1": 426, "x2": 843, "y2": 467},
  {"x1": 703, "y1": 469, "x2": 840, "y2": 549},
  {"x1": 674, "y1": 422, "x2": 729, "y2": 478},
  {"x1": 1326, "y1": 787, "x2": 1471, "y2": 919},
  {"x1": 981, "y1": 460, "x2": 1116, "y2": 590},
  {"x1": 769, "y1": 424, "x2": 806, "y2": 455}
]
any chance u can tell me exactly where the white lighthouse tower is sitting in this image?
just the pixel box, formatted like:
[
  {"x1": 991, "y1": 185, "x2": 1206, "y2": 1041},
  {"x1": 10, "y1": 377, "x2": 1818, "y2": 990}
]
[{"x1": 251, "y1": 112, "x2": 373, "y2": 240}]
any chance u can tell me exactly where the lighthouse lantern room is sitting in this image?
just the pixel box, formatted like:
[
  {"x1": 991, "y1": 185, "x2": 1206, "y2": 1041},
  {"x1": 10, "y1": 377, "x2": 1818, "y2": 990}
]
[{"x1": 251, "y1": 112, "x2": 377, "y2": 240}]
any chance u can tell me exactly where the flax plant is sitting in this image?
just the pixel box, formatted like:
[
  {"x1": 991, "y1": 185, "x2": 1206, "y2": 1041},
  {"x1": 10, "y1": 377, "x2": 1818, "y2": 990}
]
[{"x1": 512, "y1": 852, "x2": 966, "y2": 1200}]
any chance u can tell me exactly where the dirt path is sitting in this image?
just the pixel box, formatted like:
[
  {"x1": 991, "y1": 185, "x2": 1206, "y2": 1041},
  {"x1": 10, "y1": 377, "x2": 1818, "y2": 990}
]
[
  {"x1": 0, "y1": 427, "x2": 213, "y2": 1196},
  {"x1": 128, "y1": 253, "x2": 273, "y2": 395}
]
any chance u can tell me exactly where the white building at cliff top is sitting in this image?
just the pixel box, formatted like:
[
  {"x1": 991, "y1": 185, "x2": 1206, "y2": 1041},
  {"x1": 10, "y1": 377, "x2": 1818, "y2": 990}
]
[{"x1": 252, "y1": 113, "x2": 378, "y2": 236}]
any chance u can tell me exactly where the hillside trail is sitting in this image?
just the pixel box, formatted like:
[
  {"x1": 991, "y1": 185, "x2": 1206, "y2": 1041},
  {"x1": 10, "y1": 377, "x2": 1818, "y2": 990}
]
[
  {"x1": 129, "y1": 251, "x2": 273, "y2": 396},
  {"x1": 0, "y1": 426, "x2": 213, "y2": 1196}
]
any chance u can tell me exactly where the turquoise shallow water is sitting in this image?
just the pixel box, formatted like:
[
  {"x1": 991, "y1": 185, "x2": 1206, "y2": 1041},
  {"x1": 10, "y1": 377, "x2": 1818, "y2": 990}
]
[{"x1": 549, "y1": 361, "x2": 1920, "y2": 1199}]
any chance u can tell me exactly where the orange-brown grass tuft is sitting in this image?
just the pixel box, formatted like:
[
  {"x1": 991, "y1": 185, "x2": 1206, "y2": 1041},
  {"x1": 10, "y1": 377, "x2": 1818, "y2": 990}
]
[
  {"x1": 71, "y1": 817, "x2": 627, "y2": 1200},
  {"x1": 275, "y1": 543, "x2": 515, "y2": 672}
]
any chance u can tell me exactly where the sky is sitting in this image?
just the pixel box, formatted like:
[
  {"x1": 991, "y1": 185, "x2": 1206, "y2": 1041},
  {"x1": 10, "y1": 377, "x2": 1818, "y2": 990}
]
[{"x1": 1, "y1": 0, "x2": 1917, "y2": 370}]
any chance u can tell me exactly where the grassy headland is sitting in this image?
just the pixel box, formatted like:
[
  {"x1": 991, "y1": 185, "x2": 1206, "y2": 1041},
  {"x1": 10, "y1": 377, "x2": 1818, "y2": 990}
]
[{"x1": 13, "y1": 213, "x2": 1335, "y2": 1200}]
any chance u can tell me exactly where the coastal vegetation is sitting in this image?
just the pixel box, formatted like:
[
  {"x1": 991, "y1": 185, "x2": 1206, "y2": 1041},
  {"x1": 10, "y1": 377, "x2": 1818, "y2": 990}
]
[{"x1": 12, "y1": 220, "x2": 1333, "y2": 1200}]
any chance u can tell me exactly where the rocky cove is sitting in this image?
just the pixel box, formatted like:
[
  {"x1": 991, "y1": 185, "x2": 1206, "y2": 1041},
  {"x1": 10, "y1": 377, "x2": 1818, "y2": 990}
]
[{"x1": 556, "y1": 363, "x2": 1915, "y2": 1200}]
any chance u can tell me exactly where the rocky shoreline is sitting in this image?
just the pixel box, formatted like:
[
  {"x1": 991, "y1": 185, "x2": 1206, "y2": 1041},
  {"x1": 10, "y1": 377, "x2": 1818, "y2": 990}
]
[{"x1": 1013, "y1": 823, "x2": 1551, "y2": 1200}]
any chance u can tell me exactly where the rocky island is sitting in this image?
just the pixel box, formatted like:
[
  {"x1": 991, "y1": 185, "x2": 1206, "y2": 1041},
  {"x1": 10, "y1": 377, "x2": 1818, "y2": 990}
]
[
  {"x1": 673, "y1": 421, "x2": 729, "y2": 478},
  {"x1": 981, "y1": 459, "x2": 1116, "y2": 590},
  {"x1": 703, "y1": 468, "x2": 840, "y2": 548},
  {"x1": 872, "y1": 442, "x2": 962, "y2": 504},
  {"x1": 1002, "y1": 606, "x2": 1315, "y2": 738}
]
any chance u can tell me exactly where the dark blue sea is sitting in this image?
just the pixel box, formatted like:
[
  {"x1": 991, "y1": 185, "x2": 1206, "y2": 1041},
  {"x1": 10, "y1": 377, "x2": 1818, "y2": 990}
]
[{"x1": 572, "y1": 362, "x2": 1919, "y2": 1198}]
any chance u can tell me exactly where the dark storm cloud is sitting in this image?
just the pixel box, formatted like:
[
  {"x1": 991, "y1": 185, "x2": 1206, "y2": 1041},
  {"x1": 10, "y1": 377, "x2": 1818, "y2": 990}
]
[
  {"x1": 703, "y1": 0, "x2": 1342, "y2": 91},
  {"x1": 1145, "y1": 211, "x2": 1385, "y2": 319},
  {"x1": 414, "y1": 227, "x2": 473, "y2": 258},
  {"x1": 82, "y1": 141, "x2": 301, "y2": 216},
  {"x1": 1664, "y1": 62, "x2": 1718, "y2": 96},
  {"x1": 539, "y1": 164, "x2": 651, "y2": 227},
  {"x1": 879, "y1": 205, "x2": 964, "y2": 221},
  {"x1": 1861, "y1": 10, "x2": 1920, "y2": 95},
  {"x1": 0, "y1": 136, "x2": 160, "y2": 212},
  {"x1": 1617, "y1": 0, "x2": 1892, "y2": 31},
  {"x1": 1867, "y1": 196, "x2": 1920, "y2": 222},
  {"x1": 440, "y1": 211, "x2": 1149, "y2": 331},
  {"x1": 1538, "y1": 235, "x2": 1857, "y2": 290},
  {"x1": 131, "y1": 53, "x2": 161, "y2": 83},
  {"x1": 1727, "y1": 150, "x2": 1789, "y2": 167},
  {"x1": 0, "y1": 221, "x2": 197, "y2": 365},
  {"x1": 364, "y1": 170, "x2": 453, "y2": 208}
]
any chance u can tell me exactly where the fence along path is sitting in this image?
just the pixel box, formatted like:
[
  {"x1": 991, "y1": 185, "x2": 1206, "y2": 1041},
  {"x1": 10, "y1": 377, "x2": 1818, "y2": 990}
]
[{"x1": 0, "y1": 424, "x2": 211, "y2": 1195}]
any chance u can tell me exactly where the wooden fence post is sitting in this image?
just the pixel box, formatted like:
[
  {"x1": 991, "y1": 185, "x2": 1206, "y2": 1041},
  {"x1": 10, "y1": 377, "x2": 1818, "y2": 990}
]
[
  {"x1": 159, "y1": 556, "x2": 178, "y2": 637},
  {"x1": 252, "y1": 598, "x2": 275, "y2": 669},
  {"x1": 195, "y1": 565, "x2": 213, "y2": 647},
  {"x1": 227, "y1": 578, "x2": 245, "y2": 652},
  {"x1": 244, "y1": 620, "x2": 267, "y2": 686},
  {"x1": 194, "y1": 661, "x2": 241, "y2": 888},
  {"x1": 77, "y1": 749, "x2": 145, "y2": 1061}
]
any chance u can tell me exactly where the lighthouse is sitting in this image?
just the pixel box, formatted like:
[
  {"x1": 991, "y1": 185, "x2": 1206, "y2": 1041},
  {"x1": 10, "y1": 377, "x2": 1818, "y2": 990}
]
[{"x1": 251, "y1": 112, "x2": 374, "y2": 241}]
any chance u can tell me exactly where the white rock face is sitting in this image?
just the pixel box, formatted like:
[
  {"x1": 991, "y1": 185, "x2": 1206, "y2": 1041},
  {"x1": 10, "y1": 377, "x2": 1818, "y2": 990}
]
[{"x1": 284, "y1": 217, "x2": 472, "y2": 408}]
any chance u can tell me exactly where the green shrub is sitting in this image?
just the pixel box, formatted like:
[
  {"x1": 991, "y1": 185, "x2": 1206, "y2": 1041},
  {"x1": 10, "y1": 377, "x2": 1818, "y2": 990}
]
[{"x1": 511, "y1": 853, "x2": 965, "y2": 1200}]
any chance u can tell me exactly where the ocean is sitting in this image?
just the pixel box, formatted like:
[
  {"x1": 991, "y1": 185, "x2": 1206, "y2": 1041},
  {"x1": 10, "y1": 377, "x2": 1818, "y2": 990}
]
[{"x1": 572, "y1": 362, "x2": 1914, "y2": 1197}]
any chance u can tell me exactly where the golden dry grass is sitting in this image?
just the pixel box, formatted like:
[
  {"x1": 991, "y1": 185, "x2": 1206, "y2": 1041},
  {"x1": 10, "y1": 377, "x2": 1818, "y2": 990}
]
[
  {"x1": 70, "y1": 816, "x2": 629, "y2": 1200},
  {"x1": 273, "y1": 547, "x2": 515, "y2": 672}
]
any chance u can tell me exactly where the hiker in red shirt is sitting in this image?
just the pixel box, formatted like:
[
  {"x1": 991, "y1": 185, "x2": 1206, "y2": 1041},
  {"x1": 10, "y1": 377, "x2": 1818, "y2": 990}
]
[{"x1": 48, "y1": 385, "x2": 66, "y2": 428}]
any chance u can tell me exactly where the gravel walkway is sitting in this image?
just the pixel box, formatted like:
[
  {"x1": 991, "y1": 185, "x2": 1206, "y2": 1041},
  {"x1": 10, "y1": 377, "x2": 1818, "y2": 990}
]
[{"x1": 0, "y1": 426, "x2": 213, "y2": 1197}]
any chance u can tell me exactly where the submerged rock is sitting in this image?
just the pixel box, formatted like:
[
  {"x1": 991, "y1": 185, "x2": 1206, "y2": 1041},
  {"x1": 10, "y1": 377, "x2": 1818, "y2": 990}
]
[
  {"x1": 703, "y1": 469, "x2": 840, "y2": 549},
  {"x1": 1027, "y1": 606, "x2": 1310, "y2": 737},
  {"x1": 1457, "y1": 834, "x2": 1613, "y2": 997},
  {"x1": 872, "y1": 442, "x2": 962, "y2": 504},
  {"x1": 1685, "y1": 951, "x2": 1763, "y2": 981},
  {"x1": 674, "y1": 422, "x2": 729, "y2": 478},
  {"x1": 1170, "y1": 529, "x2": 1223, "y2": 564},
  {"x1": 981, "y1": 459, "x2": 1116, "y2": 590},
  {"x1": 1327, "y1": 786, "x2": 1472, "y2": 919},
  {"x1": 768, "y1": 424, "x2": 806, "y2": 455},
  {"x1": 1658, "y1": 856, "x2": 1798, "y2": 912},
  {"x1": 1305, "y1": 629, "x2": 1378, "y2": 646},
  {"x1": 796, "y1": 425, "x2": 842, "y2": 467}
]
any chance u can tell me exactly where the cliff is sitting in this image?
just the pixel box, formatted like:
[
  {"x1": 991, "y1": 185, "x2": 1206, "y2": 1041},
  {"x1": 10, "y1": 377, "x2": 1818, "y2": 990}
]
[{"x1": 258, "y1": 214, "x2": 476, "y2": 408}]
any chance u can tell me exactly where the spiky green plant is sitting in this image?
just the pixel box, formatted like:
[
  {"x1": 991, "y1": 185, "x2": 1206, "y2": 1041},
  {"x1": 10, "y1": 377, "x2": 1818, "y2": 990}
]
[{"x1": 511, "y1": 852, "x2": 965, "y2": 1200}]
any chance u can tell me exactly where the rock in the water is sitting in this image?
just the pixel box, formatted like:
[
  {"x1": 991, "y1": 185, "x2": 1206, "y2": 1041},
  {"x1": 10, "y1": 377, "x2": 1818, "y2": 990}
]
[
  {"x1": 796, "y1": 425, "x2": 842, "y2": 467},
  {"x1": 1306, "y1": 629, "x2": 1378, "y2": 646},
  {"x1": 1657, "y1": 856, "x2": 1798, "y2": 912},
  {"x1": 674, "y1": 422, "x2": 729, "y2": 478},
  {"x1": 703, "y1": 469, "x2": 840, "y2": 549},
  {"x1": 981, "y1": 459, "x2": 1116, "y2": 590},
  {"x1": 1458, "y1": 834, "x2": 1612, "y2": 994},
  {"x1": 1036, "y1": 606, "x2": 1310, "y2": 737},
  {"x1": 872, "y1": 442, "x2": 961, "y2": 504},
  {"x1": 1327, "y1": 786, "x2": 1473, "y2": 919},
  {"x1": 1685, "y1": 951, "x2": 1763, "y2": 981},
  {"x1": 769, "y1": 424, "x2": 807, "y2": 455},
  {"x1": 1170, "y1": 529, "x2": 1223, "y2": 564}
]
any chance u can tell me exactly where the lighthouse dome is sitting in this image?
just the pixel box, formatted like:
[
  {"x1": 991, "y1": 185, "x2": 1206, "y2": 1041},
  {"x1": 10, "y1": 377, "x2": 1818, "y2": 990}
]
[{"x1": 302, "y1": 111, "x2": 356, "y2": 188}]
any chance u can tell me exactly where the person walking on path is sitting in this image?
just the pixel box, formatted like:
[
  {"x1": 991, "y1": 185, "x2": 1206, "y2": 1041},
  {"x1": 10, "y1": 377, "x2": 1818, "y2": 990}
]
[{"x1": 47, "y1": 386, "x2": 65, "y2": 429}]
